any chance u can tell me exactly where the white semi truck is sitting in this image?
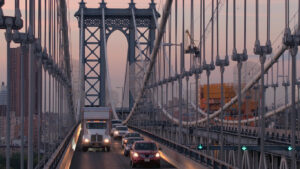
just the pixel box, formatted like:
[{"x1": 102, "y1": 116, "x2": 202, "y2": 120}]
[{"x1": 81, "y1": 107, "x2": 112, "y2": 152}]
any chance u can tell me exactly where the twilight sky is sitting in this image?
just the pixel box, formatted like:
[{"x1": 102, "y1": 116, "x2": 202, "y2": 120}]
[{"x1": 1, "y1": 0, "x2": 300, "y2": 106}]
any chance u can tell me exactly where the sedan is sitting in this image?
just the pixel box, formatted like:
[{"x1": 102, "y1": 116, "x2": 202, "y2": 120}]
[
  {"x1": 124, "y1": 137, "x2": 144, "y2": 156},
  {"x1": 122, "y1": 132, "x2": 141, "y2": 148},
  {"x1": 130, "y1": 141, "x2": 161, "y2": 168}
]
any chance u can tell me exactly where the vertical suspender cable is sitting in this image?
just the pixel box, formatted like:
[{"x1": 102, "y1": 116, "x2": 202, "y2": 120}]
[
  {"x1": 216, "y1": 0, "x2": 219, "y2": 58},
  {"x1": 38, "y1": 0, "x2": 41, "y2": 39},
  {"x1": 289, "y1": 1, "x2": 299, "y2": 167},
  {"x1": 211, "y1": 0, "x2": 214, "y2": 64},
  {"x1": 190, "y1": 0, "x2": 194, "y2": 68},
  {"x1": 291, "y1": 39, "x2": 297, "y2": 169},
  {"x1": 199, "y1": 0, "x2": 202, "y2": 67},
  {"x1": 216, "y1": 0, "x2": 224, "y2": 161},
  {"x1": 179, "y1": 0, "x2": 185, "y2": 145},
  {"x1": 168, "y1": 5, "x2": 172, "y2": 137},
  {"x1": 267, "y1": 0, "x2": 270, "y2": 42},
  {"x1": 37, "y1": 0, "x2": 42, "y2": 164},
  {"x1": 44, "y1": 0, "x2": 46, "y2": 48},
  {"x1": 288, "y1": 0, "x2": 289, "y2": 28},
  {"x1": 28, "y1": 0, "x2": 35, "y2": 167},
  {"x1": 43, "y1": 66, "x2": 46, "y2": 165},
  {"x1": 244, "y1": 0, "x2": 247, "y2": 51},
  {"x1": 256, "y1": 0, "x2": 259, "y2": 42},
  {"x1": 48, "y1": 0, "x2": 52, "y2": 156},
  {"x1": 203, "y1": 0, "x2": 206, "y2": 64},
  {"x1": 54, "y1": 0, "x2": 57, "y2": 142},
  {"x1": 233, "y1": 0, "x2": 242, "y2": 167},
  {"x1": 43, "y1": 0, "x2": 47, "y2": 163},
  {"x1": 5, "y1": 5, "x2": 13, "y2": 169},
  {"x1": 182, "y1": 0, "x2": 185, "y2": 68},
  {"x1": 285, "y1": 0, "x2": 287, "y2": 29},
  {"x1": 226, "y1": 0, "x2": 228, "y2": 57},
  {"x1": 233, "y1": 0, "x2": 236, "y2": 51},
  {"x1": 175, "y1": 0, "x2": 178, "y2": 74},
  {"x1": 20, "y1": 33, "x2": 25, "y2": 169},
  {"x1": 15, "y1": 0, "x2": 25, "y2": 168},
  {"x1": 168, "y1": 7, "x2": 171, "y2": 82},
  {"x1": 25, "y1": 0, "x2": 28, "y2": 32},
  {"x1": 79, "y1": 0, "x2": 85, "y2": 130},
  {"x1": 225, "y1": 0, "x2": 229, "y2": 131}
]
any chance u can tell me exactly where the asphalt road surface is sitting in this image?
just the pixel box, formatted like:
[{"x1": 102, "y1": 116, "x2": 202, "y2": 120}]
[{"x1": 70, "y1": 139, "x2": 176, "y2": 169}]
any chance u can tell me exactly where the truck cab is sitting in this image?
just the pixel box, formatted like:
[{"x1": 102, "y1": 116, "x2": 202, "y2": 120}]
[{"x1": 81, "y1": 107, "x2": 111, "y2": 152}]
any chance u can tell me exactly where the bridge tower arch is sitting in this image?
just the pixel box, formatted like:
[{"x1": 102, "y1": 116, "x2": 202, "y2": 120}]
[{"x1": 75, "y1": 0, "x2": 159, "y2": 108}]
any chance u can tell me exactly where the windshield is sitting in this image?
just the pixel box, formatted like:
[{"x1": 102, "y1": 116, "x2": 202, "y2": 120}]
[
  {"x1": 128, "y1": 138, "x2": 143, "y2": 145},
  {"x1": 112, "y1": 120, "x2": 122, "y2": 125},
  {"x1": 86, "y1": 122, "x2": 106, "y2": 129},
  {"x1": 125, "y1": 133, "x2": 140, "y2": 138},
  {"x1": 134, "y1": 143, "x2": 157, "y2": 151},
  {"x1": 116, "y1": 126, "x2": 128, "y2": 131}
]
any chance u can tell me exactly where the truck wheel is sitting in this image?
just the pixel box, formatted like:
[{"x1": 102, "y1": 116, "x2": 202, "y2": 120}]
[
  {"x1": 106, "y1": 147, "x2": 110, "y2": 152},
  {"x1": 82, "y1": 147, "x2": 88, "y2": 152}
]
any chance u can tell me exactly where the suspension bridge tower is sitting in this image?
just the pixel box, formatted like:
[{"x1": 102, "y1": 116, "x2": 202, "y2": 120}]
[{"x1": 75, "y1": 0, "x2": 159, "y2": 110}]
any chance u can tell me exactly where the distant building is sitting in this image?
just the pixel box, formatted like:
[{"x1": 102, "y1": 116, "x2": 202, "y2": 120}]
[
  {"x1": 0, "y1": 82, "x2": 7, "y2": 143},
  {"x1": 0, "y1": 47, "x2": 42, "y2": 146},
  {"x1": 199, "y1": 83, "x2": 258, "y2": 124}
]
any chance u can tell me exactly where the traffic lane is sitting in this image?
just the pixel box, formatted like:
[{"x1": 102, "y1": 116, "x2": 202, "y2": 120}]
[{"x1": 70, "y1": 139, "x2": 176, "y2": 169}]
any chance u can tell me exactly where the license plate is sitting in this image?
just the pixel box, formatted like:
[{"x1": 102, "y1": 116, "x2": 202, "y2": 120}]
[{"x1": 144, "y1": 158, "x2": 150, "y2": 162}]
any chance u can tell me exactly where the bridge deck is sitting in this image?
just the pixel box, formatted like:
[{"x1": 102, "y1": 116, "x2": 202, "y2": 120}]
[{"x1": 70, "y1": 139, "x2": 176, "y2": 169}]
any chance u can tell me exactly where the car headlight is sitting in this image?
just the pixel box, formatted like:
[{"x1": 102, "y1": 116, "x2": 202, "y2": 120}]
[
  {"x1": 155, "y1": 152, "x2": 160, "y2": 158},
  {"x1": 114, "y1": 131, "x2": 119, "y2": 135},
  {"x1": 133, "y1": 152, "x2": 139, "y2": 158},
  {"x1": 104, "y1": 138, "x2": 110, "y2": 143},
  {"x1": 84, "y1": 138, "x2": 90, "y2": 143}
]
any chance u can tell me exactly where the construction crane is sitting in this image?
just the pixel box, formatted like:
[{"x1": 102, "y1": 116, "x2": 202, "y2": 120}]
[
  {"x1": 184, "y1": 30, "x2": 200, "y2": 56},
  {"x1": 185, "y1": 0, "x2": 224, "y2": 58}
]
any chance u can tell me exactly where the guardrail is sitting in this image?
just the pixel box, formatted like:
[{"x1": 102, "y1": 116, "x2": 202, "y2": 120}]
[
  {"x1": 129, "y1": 125, "x2": 238, "y2": 169},
  {"x1": 35, "y1": 123, "x2": 80, "y2": 169}
]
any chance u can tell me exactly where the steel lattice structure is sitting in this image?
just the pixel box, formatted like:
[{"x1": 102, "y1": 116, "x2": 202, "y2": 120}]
[{"x1": 75, "y1": 1, "x2": 159, "y2": 108}]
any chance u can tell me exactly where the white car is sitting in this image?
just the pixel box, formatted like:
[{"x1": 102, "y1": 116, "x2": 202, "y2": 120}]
[
  {"x1": 111, "y1": 124, "x2": 122, "y2": 136},
  {"x1": 113, "y1": 126, "x2": 129, "y2": 139}
]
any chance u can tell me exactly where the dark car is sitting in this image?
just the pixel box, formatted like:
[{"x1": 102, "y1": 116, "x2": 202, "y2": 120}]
[
  {"x1": 124, "y1": 137, "x2": 144, "y2": 156},
  {"x1": 122, "y1": 132, "x2": 142, "y2": 148},
  {"x1": 130, "y1": 141, "x2": 160, "y2": 168}
]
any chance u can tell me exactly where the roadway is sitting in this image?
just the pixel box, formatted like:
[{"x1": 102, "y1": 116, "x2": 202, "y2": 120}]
[{"x1": 69, "y1": 139, "x2": 176, "y2": 169}]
